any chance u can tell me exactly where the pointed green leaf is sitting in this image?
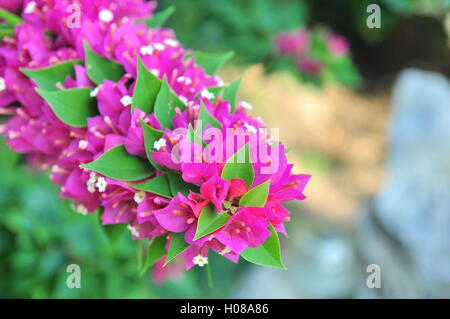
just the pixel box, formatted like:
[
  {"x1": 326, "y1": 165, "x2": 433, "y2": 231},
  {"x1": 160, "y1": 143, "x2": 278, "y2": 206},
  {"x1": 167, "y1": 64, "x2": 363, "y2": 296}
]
[
  {"x1": 241, "y1": 223, "x2": 286, "y2": 270},
  {"x1": 221, "y1": 143, "x2": 254, "y2": 188},
  {"x1": 196, "y1": 100, "x2": 222, "y2": 133},
  {"x1": 132, "y1": 57, "x2": 162, "y2": 113},
  {"x1": 36, "y1": 88, "x2": 97, "y2": 127},
  {"x1": 127, "y1": 174, "x2": 172, "y2": 198},
  {"x1": 207, "y1": 86, "x2": 224, "y2": 97},
  {"x1": 154, "y1": 76, "x2": 186, "y2": 129},
  {"x1": 188, "y1": 51, "x2": 234, "y2": 75},
  {"x1": 84, "y1": 41, "x2": 124, "y2": 84},
  {"x1": 164, "y1": 232, "x2": 188, "y2": 266},
  {"x1": 21, "y1": 60, "x2": 82, "y2": 91},
  {"x1": 141, "y1": 235, "x2": 167, "y2": 274},
  {"x1": 167, "y1": 171, "x2": 199, "y2": 197},
  {"x1": 140, "y1": 119, "x2": 164, "y2": 170},
  {"x1": 223, "y1": 79, "x2": 241, "y2": 113},
  {"x1": 0, "y1": 9, "x2": 23, "y2": 26},
  {"x1": 80, "y1": 144, "x2": 154, "y2": 181},
  {"x1": 186, "y1": 123, "x2": 205, "y2": 146},
  {"x1": 239, "y1": 180, "x2": 270, "y2": 207},
  {"x1": 102, "y1": 223, "x2": 126, "y2": 246},
  {"x1": 144, "y1": 6, "x2": 175, "y2": 28},
  {"x1": 194, "y1": 204, "x2": 230, "y2": 240}
]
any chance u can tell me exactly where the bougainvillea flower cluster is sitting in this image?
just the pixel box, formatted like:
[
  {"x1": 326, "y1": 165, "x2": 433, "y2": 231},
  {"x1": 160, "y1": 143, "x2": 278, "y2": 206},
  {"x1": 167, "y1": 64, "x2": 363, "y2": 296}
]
[
  {"x1": 274, "y1": 27, "x2": 359, "y2": 87},
  {"x1": 0, "y1": 1, "x2": 310, "y2": 280}
]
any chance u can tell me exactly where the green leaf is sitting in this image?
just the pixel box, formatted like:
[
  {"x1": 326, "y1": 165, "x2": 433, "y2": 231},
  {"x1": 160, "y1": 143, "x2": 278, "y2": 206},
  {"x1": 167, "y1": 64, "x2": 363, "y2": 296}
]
[
  {"x1": 132, "y1": 57, "x2": 162, "y2": 113},
  {"x1": 0, "y1": 25, "x2": 15, "y2": 38},
  {"x1": 141, "y1": 236, "x2": 167, "y2": 274},
  {"x1": 84, "y1": 41, "x2": 124, "y2": 85},
  {"x1": 186, "y1": 123, "x2": 205, "y2": 146},
  {"x1": 154, "y1": 76, "x2": 185, "y2": 129},
  {"x1": 35, "y1": 88, "x2": 97, "y2": 127},
  {"x1": 196, "y1": 101, "x2": 223, "y2": 133},
  {"x1": 102, "y1": 223, "x2": 126, "y2": 246},
  {"x1": 207, "y1": 86, "x2": 224, "y2": 97},
  {"x1": 127, "y1": 174, "x2": 172, "y2": 198},
  {"x1": 223, "y1": 79, "x2": 241, "y2": 113},
  {"x1": 194, "y1": 204, "x2": 230, "y2": 240},
  {"x1": 240, "y1": 223, "x2": 286, "y2": 270},
  {"x1": 80, "y1": 145, "x2": 154, "y2": 181},
  {"x1": 164, "y1": 232, "x2": 188, "y2": 266},
  {"x1": 0, "y1": 9, "x2": 23, "y2": 26},
  {"x1": 221, "y1": 143, "x2": 254, "y2": 188},
  {"x1": 140, "y1": 119, "x2": 164, "y2": 170},
  {"x1": 21, "y1": 60, "x2": 82, "y2": 91},
  {"x1": 144, "y1": 6, "x2": 175, "y2": 28},
  {"x1": 167, "y1": 171, "x2": 199, "y2": 197},
  {"x1": 239, "y1": 180, "x2": 270, "y2": 207},
  {"x1": 188, "y1": 51, "x2": 234, "y2": 75}
]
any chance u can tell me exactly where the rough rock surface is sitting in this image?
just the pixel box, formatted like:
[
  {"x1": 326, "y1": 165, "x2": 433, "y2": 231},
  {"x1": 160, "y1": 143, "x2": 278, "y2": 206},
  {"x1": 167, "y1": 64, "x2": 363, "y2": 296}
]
[{"x1": 358, "y1": 69, "x2": 450, "y2": 298}]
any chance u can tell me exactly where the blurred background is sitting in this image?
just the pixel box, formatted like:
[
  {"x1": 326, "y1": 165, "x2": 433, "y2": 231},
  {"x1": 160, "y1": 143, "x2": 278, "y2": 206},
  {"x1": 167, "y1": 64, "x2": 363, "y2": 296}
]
[{"x1": 1, "y1": 0, "x2": 449, "y2": 298}]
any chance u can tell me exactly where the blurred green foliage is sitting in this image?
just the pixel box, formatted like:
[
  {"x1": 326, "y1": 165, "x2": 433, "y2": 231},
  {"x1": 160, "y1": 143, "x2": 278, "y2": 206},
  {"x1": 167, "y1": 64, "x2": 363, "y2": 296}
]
[
  {"x1": 0, "y1": 139, "x2": 242, "y2": 298},
  {"x1": 159, "y1": 0, "x2": 361, "y2": 87},
  {"x1": 159, "y1": 0, "x2": 309, "y2": 64}
]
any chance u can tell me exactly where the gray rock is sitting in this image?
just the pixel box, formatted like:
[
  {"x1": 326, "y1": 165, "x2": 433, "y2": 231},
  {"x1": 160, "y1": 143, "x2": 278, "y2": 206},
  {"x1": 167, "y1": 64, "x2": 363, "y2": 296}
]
[{"x1": 358, "y1": 69, "x2": 450, "y2": 298}]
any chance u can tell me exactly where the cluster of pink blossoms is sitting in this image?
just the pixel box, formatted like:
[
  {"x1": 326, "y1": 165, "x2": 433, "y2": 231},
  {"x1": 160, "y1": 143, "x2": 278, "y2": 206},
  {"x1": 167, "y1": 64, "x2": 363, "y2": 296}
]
[
  {"x1": 0, "y1": 0, "x2": 310, "y2": 280},
  {"x1": 275, "y1": 27, "x2": 350, "y2": 75}
]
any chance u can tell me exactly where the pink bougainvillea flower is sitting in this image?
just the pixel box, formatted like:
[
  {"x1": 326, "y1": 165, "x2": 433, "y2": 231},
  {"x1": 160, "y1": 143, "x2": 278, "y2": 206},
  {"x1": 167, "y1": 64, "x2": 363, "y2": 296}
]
[
  {"x1": 214, "y1": 207, "x2": 271, "y2": 254},
  {"x1": 0, "y1": 0, "x2": 311, "y2": 279},
  {"x1": 275, "y1": 29, "x2": 309, "y2": 56},
  {"x1": 328, "y1": 33, "x2": 349, "y2": 56}
]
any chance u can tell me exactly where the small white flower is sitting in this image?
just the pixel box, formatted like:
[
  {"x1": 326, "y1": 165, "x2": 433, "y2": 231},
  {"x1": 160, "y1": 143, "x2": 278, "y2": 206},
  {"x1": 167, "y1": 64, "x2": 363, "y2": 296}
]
[
  {"x1": 95, "y1": 177, "x2": 107, "y2": 193},
  {"x1": 201, "y1": 89, "x2": 214, "y2": 100},
  {"x1": 24, "y1": 1, "x2": 37, "y2": 14},
  {"x1": 133, "y1": 191, "x2": 146, "y2": 204},
  {"x1": 153, "y1": 137, "x2": 166, "y2": 151},
  {"x1": 153, "y1": 43, "x2": 165, "y2": 51},
  {"x1": 177, "y1": 76, "x2": 185, "y2": 83},
  {"x1": 240, "y1": 101, "x2": 253, "y2": 110},
  {"x1": 244, "y1": 123, "x2": 257, "y2": 134},
  {"x1": 98, "y1": 9, "x2": 114, "y2": 23},
  {"x1": 0, "y1": 77, "x2": 6, "y2": 91},
  {"x1": 120, "y1": 95, "x2": 132, "y2": 107},
  {"x1": 139, "y1": 45, "x2": 154, "y2": 56},
  {"x1": 151, "y1": 69, "x2": 160, "y2": 77},
  {"x1": 214, "y1": 76, "x2": 225, "y2": 86},
  {"x1": 86, "y1": 172, "x2": 97, "y2": 193},
  {"x1": 127, "y1": 225, "x2": 140, "y2": 237},
  {"x1": 8, "y1": 130, "x2": 20, "y2": 139},
  {"x1": 184, "y1": 77, "x2": 192, "y2": 85},
  {"x1": 179, "y1": 96, "x2": 188, "y2": 105},
  {"x1": 78, "y1": 140, "x2": 88, "y2": 150},
  {"x1": 71, "y1": 203, "x2": 88, "y2": 216},
  {"x1": 267, "y1": 137, "x2": 275, "y2": 146},
  {"x1": 87, "y1": 179, "x2": 96, "y2": 193},
  {"x1": 90, "y1": 86, "x2": 100, "y2": 97},
  {"x1": 164, "y1": 38, "x2": 179, "y2": 47},
  {"x1": 192, "y1": 255, "x2": 208, "y2": 267}
]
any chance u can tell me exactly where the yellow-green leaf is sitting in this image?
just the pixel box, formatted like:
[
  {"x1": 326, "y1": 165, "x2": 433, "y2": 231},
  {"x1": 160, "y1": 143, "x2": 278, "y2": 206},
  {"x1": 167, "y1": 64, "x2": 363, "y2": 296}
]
[
  {"x1": 194, "y1": 204, "x2": 230, "y2": 240},
  {"x1": 36, "y1": 88, "x2": 97, "y2": 127},
  {"x1": 240, "y1": 223, "x2": 286, "y2": 270},
  {"x1": 80, "y1": 145, "x2": 154, "y2": 181}
]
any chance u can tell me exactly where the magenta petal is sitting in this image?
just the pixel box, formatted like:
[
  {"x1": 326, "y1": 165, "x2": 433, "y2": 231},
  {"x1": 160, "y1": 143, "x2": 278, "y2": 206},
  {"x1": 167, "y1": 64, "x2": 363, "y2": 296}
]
[{"x1": 153, "y1": 194, "x2": 194, "y2": 232}]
